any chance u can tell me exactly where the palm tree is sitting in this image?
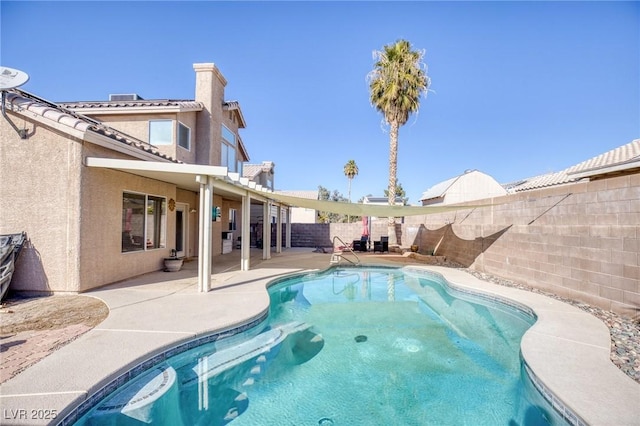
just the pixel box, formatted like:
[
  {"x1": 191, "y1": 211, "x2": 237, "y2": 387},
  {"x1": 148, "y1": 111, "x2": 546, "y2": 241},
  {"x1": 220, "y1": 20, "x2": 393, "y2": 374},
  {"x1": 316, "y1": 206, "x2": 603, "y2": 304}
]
[
  {"x1": 343, "y1": 160, "x2": 358, "y2": 223},
  {"x1": 343, "y1": 160, "x2": 359, "y2": 202},
  {"x1": 368, "y1": 39, "x2": 430, "y2": 246}
]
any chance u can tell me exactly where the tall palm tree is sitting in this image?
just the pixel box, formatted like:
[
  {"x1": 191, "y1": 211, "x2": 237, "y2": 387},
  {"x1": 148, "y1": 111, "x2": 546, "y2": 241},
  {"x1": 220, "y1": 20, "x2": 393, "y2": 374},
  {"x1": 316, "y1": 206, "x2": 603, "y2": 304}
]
[
  {"x1": 368, "y1": 39, "x2": 430, "y2": 246},
  {"x1": 344, "y1": 160, "x2": 358, "y2": 223}
]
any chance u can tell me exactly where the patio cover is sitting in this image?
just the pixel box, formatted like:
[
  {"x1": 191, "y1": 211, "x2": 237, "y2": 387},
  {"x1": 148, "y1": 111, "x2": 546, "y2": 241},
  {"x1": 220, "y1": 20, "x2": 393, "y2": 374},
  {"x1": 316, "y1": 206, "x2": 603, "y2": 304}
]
[{"x1": 85, "y1": 157, "x2": 494, "y2": 293}]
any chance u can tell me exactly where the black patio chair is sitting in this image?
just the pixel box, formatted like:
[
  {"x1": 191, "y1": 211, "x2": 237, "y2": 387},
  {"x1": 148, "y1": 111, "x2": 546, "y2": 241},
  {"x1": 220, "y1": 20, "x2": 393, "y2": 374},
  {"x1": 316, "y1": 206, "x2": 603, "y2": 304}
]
[{"x1": 373, "y1": 236, "x2": 388, "y2": 253}]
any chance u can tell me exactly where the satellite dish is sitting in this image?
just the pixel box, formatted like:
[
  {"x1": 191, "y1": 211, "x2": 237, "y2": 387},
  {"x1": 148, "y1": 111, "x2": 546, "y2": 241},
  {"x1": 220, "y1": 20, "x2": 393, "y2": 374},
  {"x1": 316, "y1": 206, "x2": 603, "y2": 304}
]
[{"x1": 0, "y1": 66, "x2": 30, "y2": 90}]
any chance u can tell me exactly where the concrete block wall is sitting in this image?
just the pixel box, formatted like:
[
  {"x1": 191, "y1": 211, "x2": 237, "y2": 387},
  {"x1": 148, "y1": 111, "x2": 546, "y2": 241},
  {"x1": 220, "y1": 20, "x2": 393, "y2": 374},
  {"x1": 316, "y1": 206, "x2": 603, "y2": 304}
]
[
  {"x1": 405, "y1": 173, "x2": 639, "y2": 318},
  {"x1": 285, "y1": 221, "x2": 396, "y2": 249},
  {"x1": 289, "y1": 223, "x2": 330, "y2": 247}
]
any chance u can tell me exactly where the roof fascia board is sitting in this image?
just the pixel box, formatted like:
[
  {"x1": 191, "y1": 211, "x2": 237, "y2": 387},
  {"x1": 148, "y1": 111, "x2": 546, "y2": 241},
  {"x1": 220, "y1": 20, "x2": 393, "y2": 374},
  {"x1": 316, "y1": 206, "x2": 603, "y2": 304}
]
[
  {"x1": 237, "y1": 136, "x2": 250, "y2": 162},
  {"x1": 567, "y1": 161, "x2": 640, "y2": 180},
  {"x1": 84, "y1": 131, "x2": 172, "y2": 162},
  {"x1": 234, "y1": 109, "x2": 246, "y2": 128}
]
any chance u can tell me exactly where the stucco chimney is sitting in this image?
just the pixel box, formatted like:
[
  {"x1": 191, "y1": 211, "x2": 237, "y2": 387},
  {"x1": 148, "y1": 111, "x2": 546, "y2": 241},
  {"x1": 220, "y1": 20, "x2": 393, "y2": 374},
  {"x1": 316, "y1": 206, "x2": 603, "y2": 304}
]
[{"x1": 193, "y1": 63, "x2": 227, "y2": 165}]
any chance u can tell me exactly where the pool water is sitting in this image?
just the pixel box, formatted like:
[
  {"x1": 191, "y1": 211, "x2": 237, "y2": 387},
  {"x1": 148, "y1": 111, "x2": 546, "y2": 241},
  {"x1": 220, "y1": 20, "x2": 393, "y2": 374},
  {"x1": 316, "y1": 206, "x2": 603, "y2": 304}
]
[{"x1": 74, "y1": 266, "x2": 565, "y2": 425}]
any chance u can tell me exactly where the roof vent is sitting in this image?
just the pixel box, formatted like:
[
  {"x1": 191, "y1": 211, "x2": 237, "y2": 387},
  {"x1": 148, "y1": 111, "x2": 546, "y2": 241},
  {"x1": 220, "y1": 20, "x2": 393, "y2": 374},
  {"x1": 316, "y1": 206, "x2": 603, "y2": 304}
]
[{"x1": 109, "y1": 93, "x2": 144, "y2": 101}]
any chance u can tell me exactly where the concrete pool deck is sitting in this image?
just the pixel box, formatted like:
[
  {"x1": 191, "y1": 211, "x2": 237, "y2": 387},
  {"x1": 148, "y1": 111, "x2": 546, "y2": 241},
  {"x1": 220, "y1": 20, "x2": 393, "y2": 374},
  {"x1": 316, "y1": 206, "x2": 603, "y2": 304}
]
[{"x1": 0, "y1": 248, "x2": 638, "y2": 425}]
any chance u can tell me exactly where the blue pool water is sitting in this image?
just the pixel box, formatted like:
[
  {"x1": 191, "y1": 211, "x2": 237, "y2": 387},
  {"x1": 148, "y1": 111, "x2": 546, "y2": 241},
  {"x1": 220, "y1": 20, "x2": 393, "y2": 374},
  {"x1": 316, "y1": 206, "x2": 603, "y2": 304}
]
[{"x1": 73, "y1": 266, "x2": 566, "y2": 425}]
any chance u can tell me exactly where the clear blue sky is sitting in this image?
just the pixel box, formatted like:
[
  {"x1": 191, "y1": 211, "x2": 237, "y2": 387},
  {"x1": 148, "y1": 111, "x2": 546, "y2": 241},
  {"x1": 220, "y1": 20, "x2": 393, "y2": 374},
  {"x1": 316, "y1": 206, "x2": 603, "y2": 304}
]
[{"x1": 2, "y1": 1, "x2": 638, "y2": 204}]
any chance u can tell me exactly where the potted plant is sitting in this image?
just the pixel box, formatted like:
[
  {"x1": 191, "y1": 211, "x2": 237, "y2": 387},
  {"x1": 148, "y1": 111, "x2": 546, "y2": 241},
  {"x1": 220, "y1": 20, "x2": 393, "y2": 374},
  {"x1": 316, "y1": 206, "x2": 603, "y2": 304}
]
[{"x1": 164, "y1": 249, "x2": 183, "y2": 272}]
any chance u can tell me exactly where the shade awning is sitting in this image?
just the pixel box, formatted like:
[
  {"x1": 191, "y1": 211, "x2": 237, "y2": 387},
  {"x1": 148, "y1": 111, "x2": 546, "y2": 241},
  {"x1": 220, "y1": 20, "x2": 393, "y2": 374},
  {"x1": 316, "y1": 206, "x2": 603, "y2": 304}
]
[{"x1": 263, "y1": 192, "x2": 492, "y2": 217}]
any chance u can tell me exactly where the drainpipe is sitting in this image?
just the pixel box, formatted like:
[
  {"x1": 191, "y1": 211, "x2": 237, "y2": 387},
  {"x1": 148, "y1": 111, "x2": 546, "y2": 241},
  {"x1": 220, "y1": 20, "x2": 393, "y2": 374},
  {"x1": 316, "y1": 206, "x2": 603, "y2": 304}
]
[{"x1": 1, "y1": 91, "x2": 28, "y2": 139}]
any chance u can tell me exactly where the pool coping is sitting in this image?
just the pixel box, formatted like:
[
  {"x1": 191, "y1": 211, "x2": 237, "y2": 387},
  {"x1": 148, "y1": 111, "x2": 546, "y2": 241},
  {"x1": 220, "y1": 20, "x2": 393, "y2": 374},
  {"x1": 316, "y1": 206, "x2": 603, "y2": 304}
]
[
  {"x1": 0, "y1": 259, "x2": 638, "y2": 426},
  {"x1": 416, "y1": 266, "x2": 639, "y2": 426}
]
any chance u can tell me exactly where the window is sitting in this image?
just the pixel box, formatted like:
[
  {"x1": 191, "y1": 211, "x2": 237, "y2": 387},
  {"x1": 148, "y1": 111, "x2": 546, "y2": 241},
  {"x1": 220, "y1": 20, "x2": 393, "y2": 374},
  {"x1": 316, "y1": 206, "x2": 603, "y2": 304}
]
[
  {"x1": 122, "y1": 192, "x2": 166, "y2": 252},
  {"x1": 177, "y1": 122, "x2": 190, "y2": 150},
  {"x1": 149, "y1": 120, "x2": 173, "y2": 145},
  {"x1": 221, "y1": 125, "x2": 237, "y2": 173},
  {"x1": 229, "y1": 208, "x2": 237, "y2": 231}
]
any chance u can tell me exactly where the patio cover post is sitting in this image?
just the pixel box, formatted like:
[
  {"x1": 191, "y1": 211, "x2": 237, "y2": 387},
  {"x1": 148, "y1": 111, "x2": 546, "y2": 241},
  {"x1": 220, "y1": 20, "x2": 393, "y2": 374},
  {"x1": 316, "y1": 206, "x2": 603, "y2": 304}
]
[
  {"x1": 276, "y1": 205, "x2": 282, "y2": 253},
  {"x1": 263, "y1": 201, "x2": 271, "y2": 260},
  {"x1": 196, "y1": 175, "x2": 213, "y2": 292},
  {"x1": 241, "y1": 193, "x2": 250, "y2": 271},
  {"x1": 285, "y1": 207, "x2": 291, "y2": 249}
]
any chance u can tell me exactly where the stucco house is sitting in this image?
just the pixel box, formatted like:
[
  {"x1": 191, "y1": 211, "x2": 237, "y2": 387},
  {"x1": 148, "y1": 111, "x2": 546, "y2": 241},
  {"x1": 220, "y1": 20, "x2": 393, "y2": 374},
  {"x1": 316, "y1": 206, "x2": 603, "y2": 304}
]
[
  {"x1": 275, "y1": 190, "x2": 319, "y2": 223},
  {"x1": 0, "y1": 63, "x2": 293, "y2": 296},
  {"x1": 420, "y1": 169, "x2": 508, "y2": 206},
  {"x1": 242, "y1": 161, "x2": 275, "y2": 191}
]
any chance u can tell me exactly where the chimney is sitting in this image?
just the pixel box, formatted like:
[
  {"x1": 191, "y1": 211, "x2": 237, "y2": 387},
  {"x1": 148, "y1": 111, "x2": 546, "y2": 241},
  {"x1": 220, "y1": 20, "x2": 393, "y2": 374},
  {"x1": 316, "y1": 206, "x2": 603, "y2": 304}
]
[{"x1": 193, "y1": 63, "x2": 227, "y2": 166}]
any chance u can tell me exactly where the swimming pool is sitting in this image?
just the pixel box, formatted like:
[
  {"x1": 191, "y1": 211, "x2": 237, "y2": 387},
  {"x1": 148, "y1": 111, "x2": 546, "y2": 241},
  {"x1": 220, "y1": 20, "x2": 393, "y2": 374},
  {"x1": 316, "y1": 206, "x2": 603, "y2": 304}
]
[{"x1": 73, "y1": 266, "x2": 566, "y2": 425}]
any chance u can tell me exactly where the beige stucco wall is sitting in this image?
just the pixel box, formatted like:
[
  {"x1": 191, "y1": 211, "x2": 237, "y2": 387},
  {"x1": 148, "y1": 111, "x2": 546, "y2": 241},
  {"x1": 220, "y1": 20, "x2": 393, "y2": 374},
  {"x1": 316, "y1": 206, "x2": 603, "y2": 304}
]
[
  {"x1": 0, "y1": 109, "x2": 210, "y2": 293},
  {"x1": 88, "y1": 112, "x2": 198, "y2": 164},
  {"x1": 92, "y1": 114, "x2": 150, "y2": 142},
  {"x1": 1, "y1": 112, "x2": 83, "y2": 293},
  {"x1": 79, "y1": 144, "x2": 180, "y2": 291},
  {"x1": 406, "y1": 174, "x2": 640, "y2": 317},
  {"x1": 291, "y1": 206, "x2": 317, "y2": 223}
]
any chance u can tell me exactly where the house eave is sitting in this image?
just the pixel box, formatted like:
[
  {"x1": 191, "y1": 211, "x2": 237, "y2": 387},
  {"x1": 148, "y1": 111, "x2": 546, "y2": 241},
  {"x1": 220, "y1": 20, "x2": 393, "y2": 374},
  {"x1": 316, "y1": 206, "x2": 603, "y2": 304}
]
[{"x1": 567, "y1": 160, "x2": 640, "y2": 180}]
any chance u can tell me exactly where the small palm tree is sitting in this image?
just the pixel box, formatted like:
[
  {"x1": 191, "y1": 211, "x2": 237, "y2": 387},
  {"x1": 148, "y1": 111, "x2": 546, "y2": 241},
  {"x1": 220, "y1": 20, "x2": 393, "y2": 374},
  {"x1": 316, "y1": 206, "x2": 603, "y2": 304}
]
[
  {"x1": 344, "y1": 160, "x2": 358, "y2": 223},
  {"x1": 368, "y1": 39, "x2": 430, "y2": 245},
  {"x1": 344, "y1": 160, "x2": 359, "y2": 203}
]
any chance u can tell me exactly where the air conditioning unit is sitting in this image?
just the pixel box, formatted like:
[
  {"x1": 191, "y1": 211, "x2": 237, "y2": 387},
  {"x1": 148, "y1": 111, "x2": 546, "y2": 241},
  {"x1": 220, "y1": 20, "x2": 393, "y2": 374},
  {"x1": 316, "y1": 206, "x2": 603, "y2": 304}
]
[{"x1": 109, "y1": 94, "x2": 144, "y2": 101}]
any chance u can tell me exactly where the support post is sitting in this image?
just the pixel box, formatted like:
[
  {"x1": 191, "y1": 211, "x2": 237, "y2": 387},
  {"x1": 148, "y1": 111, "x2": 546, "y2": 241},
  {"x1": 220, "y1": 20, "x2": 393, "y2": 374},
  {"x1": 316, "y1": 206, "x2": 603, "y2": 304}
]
[
  {"x1": 262, "y1": 202, "x2": 271, "y2": 260},
  {"x1": 285, "y1": 207, "x2": 292, "y2": 249},
  {"x1": 276, "y1": 205, "x2": 282, "y2": 253},
  {"x1": 196, "y1": 175, "x2": 213, "y2": 292},
  {"x1": 241, "y1": 193, "x2": 251, "y2": 271}
]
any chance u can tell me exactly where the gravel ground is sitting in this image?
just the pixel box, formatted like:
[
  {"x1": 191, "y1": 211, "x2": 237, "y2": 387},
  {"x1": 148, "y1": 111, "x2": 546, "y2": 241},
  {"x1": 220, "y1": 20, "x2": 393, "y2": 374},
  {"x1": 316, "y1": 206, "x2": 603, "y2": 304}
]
[{"x1": 465, "y1": 269, "x2": 640, "y2": 384}]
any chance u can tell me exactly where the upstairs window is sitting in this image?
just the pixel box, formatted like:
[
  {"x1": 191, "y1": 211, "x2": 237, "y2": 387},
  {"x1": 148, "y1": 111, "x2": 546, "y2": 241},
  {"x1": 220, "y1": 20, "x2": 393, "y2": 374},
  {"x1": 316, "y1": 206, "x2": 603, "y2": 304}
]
[
  {"x1": 149, "y1": 120, "x2": 173, "y2": 145},
  {"x1": 177, "y1": 122, "x2": 190, "y2": 150},
  {"x1": 221, "y1": 125, "x2": 237, "y2": 173}
]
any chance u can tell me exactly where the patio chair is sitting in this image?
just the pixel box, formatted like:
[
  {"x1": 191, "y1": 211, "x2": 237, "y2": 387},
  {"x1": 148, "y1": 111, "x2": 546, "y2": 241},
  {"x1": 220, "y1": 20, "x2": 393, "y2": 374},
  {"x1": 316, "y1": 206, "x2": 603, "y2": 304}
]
[
  {"x1": 373, "y1": 236, "x2": 388, "y2": 253},
  {"x1": 359, "y1": 235, "x2": 369, "y2": 252}
]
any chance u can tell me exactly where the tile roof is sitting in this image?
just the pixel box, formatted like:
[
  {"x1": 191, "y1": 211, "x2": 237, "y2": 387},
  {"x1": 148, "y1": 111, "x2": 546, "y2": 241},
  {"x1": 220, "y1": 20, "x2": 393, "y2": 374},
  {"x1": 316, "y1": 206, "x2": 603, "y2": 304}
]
[
  {"x1": 565, "y1": 139, "x2": 640, "y2": 178},
  {"x1": 507, "y1": 171, "x2": 580, "y2": 192},
  {"x1": 59, "y1": 99, "x2": 203, "y2": 111},
  {"x1": 242, "y1": 161, "x2": 274, "y2": 179},
  {"x1": 242, "y1": 164, "x2": 263, "y2": 179},
  {"x1": 507, "y1": 139, "x2": 640, "y2": 192},
  {"x1": 6, "y1": 89, "x2": 177, "y2": 162},
  {"x1": 223, "y1": 100, "x2": 247, "y2": 128}
]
